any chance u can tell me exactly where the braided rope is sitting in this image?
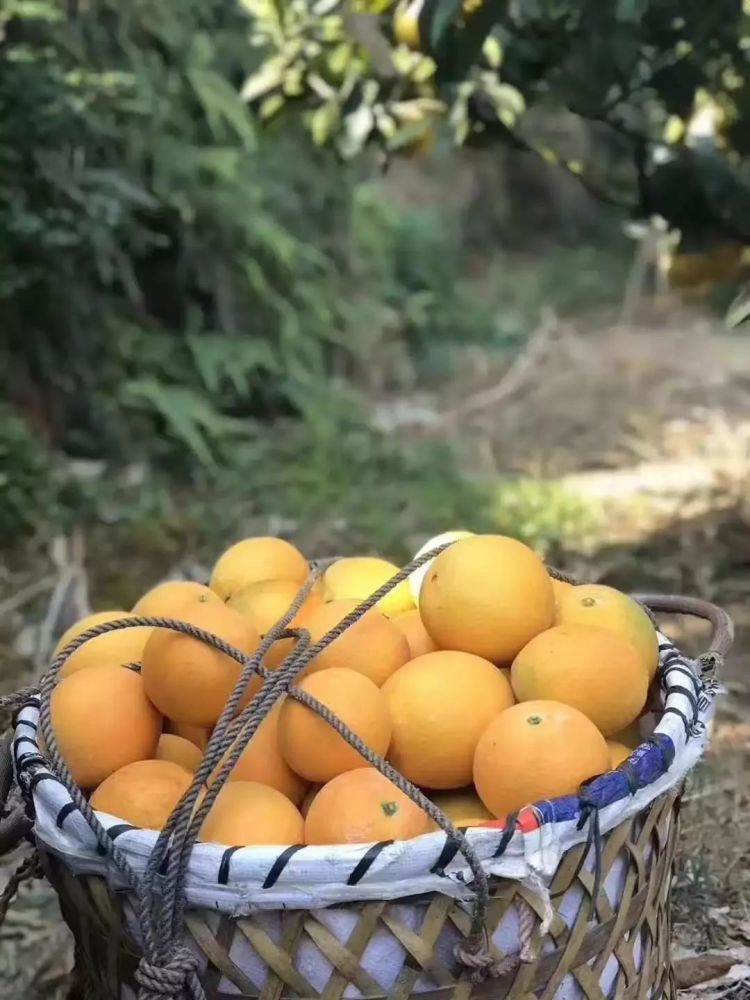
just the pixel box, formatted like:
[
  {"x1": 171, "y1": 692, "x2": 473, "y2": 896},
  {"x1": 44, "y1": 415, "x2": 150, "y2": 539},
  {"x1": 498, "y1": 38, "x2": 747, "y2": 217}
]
[{"x1": 0, "y1": 686, "x2": 39, "y2": 731}]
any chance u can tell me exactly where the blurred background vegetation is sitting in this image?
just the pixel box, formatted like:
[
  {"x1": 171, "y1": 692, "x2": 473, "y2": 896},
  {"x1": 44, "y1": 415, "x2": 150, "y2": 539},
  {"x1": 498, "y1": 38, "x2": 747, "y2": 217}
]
[{"x1": 1, "y1": 0, "x2": 749, "y2": 568}]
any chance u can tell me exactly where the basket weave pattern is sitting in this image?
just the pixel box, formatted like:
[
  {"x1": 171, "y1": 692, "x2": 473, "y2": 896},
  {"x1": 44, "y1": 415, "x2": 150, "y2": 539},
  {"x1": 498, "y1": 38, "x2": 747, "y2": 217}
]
[{"x1": 42, "y1": 790, "x2": 679, "y2": 1000}]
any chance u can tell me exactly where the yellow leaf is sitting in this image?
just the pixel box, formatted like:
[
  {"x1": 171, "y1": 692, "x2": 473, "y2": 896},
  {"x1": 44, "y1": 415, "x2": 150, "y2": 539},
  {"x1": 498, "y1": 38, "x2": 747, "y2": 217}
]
[
  {"x1": 241, "y1": 58, "x2": 286, "y2": 103},
  {"x1": 392, "y1": 0, "x2": 425, "y2": 50},
  {"x1": 663, "y1": 115, "x2": 684, "y2": 144},
  {"x1": 259, "y1": 93, "x2": 285, "y2": 119},
  {"x1": 327, "y1": 42, "x2": 352, "y2": 76},
  {"x1": 482, "y1": 36, "x2": 503, "y2": 69},
  {"x1": 309, "y1": 102, "x2": 340, "y2": 145}
]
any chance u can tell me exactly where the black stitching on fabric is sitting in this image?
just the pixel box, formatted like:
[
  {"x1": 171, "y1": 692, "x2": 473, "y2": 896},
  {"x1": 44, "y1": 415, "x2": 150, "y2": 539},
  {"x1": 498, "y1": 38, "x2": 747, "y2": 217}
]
[
  {"x1": 17, "y1": 753, "x2": 46, "y2": 772},
  {"x1": 663, "y1": 664, "x2": 699, "y2": 686},
  {"x1": 262, "y1": 844, "x2": 305, "y2": 889},
  {"x1": 12, "y1": 699, "x2": 40, "y2": 728},
  {"x1": 218, "y1": 846, "x2": 241, "y2": 885},
  {"x1": 576, "y1": 796, "x2": 603, "y2": 903},
  {"x1": 28, "y1": 772, "x2": 64, "y2": 794},
  {"x1": 108, "y1": 823, "x2": 138, "y2": 840},
  {"x1": 618, "y1": 760, "x2": 642, "y2": 794},
  {"x1": 56, "y1": 802, "x2": 78, "y2": 829},
  {"x1": 663, "y1": 705, "x2": 691, "y2": 734},
  {"x1": 493, "y1": 813, "x2": 519, "y2": 858},
  {"x1": 430, "y1": 836, "x2": 462, "y2": 875},
  {"x1": 669, "y1": 685, "x2": 699, "y2": 718},
  {"x1": 346, "y1": 841, "x2": 393, "y2": 886}
]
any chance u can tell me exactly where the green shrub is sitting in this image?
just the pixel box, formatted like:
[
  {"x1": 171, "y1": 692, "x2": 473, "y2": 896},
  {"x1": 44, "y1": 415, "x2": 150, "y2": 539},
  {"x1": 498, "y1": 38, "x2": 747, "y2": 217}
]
[
  {"x1": 0, "y1": 407, "x2": 60, "y2": 537},
  {"x1": 0, "y1": 1, "x2": 503, "y2": 472}
]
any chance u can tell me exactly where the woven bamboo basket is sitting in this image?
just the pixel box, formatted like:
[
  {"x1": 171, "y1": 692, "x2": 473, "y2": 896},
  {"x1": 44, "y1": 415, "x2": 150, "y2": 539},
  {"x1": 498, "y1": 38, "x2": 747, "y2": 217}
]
[
  {"x1": 41, "y1": 790, "x2": 680, "y2": 1000},
  {"x1": 3, "y1": 583, "x2": 734, "y2": 1000}
]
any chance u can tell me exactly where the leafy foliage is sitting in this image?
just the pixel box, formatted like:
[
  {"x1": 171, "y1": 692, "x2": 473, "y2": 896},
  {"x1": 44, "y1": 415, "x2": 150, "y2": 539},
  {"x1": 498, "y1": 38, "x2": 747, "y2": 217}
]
[
  {"x1": 0, "y1": 406, "x2": 61, "y2": 537},
  {"x1": 0, "y1": 0, "x2": 500, "y2": 472},
  {"x1": 242, "y1": 0, "x2": 750, "y2": 259}
]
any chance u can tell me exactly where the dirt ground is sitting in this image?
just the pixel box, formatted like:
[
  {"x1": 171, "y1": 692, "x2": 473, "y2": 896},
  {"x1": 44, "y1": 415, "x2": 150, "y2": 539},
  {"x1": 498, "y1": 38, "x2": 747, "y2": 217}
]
[{"x1": 2, "y1": 300, "x2": 750, "y2": 998}]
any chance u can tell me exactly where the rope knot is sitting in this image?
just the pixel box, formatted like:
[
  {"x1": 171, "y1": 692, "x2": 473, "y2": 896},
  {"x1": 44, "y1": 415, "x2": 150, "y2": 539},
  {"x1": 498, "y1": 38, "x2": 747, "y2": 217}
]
[
  {"x1": 698, "y1": 649, "x2": 723, "y2": 678},
  {"x1": 134, "y1": 947, "x2": 200, "y2": 999}
]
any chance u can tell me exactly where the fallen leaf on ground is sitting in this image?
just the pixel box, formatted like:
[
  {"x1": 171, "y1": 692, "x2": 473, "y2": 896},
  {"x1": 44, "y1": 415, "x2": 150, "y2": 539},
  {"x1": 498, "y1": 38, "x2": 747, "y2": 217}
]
[{"x1": 675, "y1": 954, "x2": 735, "y2": 989}]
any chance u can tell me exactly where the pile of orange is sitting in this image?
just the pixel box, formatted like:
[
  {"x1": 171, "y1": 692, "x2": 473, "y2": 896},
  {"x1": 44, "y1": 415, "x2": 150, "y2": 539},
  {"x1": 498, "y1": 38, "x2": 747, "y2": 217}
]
[{"x1": 49, "y1": 532, "x2": 658, "y2": 847}]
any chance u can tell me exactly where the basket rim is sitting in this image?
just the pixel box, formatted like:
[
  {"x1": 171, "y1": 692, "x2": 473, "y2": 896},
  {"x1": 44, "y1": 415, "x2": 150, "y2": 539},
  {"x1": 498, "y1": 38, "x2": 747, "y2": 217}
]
[{"x1": 12, "y1": 629, "x2": 713, "y2": 907}]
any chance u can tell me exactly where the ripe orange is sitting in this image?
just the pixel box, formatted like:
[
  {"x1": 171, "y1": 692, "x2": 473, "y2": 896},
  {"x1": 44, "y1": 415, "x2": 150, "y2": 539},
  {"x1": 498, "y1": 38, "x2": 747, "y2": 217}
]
[
  {"x1": 321, "y1": 557, "x2": 415, "y2": 617},
  {"x1": 473, "y1": 700, "x2": 610, "y2": 818},
  {"x1": 199, "y1": 782, "x2": 304, "y2": 846},
  {"x1": 427, "y1": 788, "x2": 494, "y2": 830},
  {"x1": 52, "y1": 610, "x2": 130, "y2": 659},
  {"x1": 301, "y1": 600, "x2": 409, "y2": 686},
  {"x1": 155, "y1": 734, "x2": 203, "y2": 773},
  {"x1": 550, "y1": 577, "x2": 573, "y2": 618},
  {"x1": 50, "y1": 666, "x2": 161, "y2": 789},
  {"x1": 164, "y1": 720, "x2": 212, "y2": 751},
  {"x1": 382, "y1": 651, "x2": 515, "y2": 789},
  {"x1": 511, "y1": 624, "x2": 648, "y2": 736},
  {"x1": 556, "y1": 585, "x2": 659, "y2": 679},
  {"x1": 408, "y1": 530, "x2": 474, "y2": 605},
  {"x1": 90, "y1": 759, "x2": 193, "y2": 830},
  {"x1": 228, "y1": 578, "x2": 320, "y2": 669},
  {"x1": 607, "y1": 740, "x2": 632, "y2": 768},
  {"x1": 59, "y1": 622, "x2": 152, "y2": 679},
  {"x1": 212, "y1": 700, "x2": 308, "y2": 806},
  {"x1": 141, "y1": 601, "x2": 261, "y2": 726},
  {"x1": 305, "y1": 768, "x2": 430, "y2": 844},
  {"x1": 209, "y1": 537, "x2": 309, "y2": 601},
  {"x1": 391, "y1": 610, "x2": 437, "y2": 659},
  {"x1": 131, "y1": 581, "x2": 221, "y2": 618},
  {"x1": 278, "y1": 669, "x2": 392, "y2": 783},
  {"x1": 419, "y1": 535, "x2": 555, "y2": 664}
]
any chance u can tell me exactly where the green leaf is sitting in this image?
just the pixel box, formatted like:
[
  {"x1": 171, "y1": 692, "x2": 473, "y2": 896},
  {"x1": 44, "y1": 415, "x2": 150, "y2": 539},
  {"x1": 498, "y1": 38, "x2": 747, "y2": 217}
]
[
  {"x1": 82, "y1": 169, "x2": 158, "y2": 210},
  {"x1": 186, "y1": 335, "x2": 280, "y2": 395},
  {"x1": 259, "y1": 93, "x2": 286, "y2": 120},
  {"x1": 309, "y1": 101, "x2": 341, "y2": 145},
  {"x1": 188, "y1": 67, "x2": 256, "y2": 147},
  {"x1": 426, "y1": 0, "x2": 462, "y2": 55},
  {"x1": 122, "y1": 380, "x2": 244, "y2": 468},
  {"x1": 241, "y1": 58, "x2": 286, "y2": 103},
  {"x1": 3, "y1": 1, "x2": 63, "y2": 21}
]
